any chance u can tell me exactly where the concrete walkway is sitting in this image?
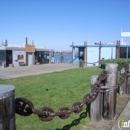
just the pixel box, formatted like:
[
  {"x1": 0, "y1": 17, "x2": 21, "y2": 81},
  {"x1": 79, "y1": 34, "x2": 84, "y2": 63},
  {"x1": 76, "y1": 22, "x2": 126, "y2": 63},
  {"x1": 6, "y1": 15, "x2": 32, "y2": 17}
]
[
  {"x1": 85, "y1": 95, "x2": 130, "y2": 130},
  {"x1": 111, "y1": 98, "x2": 130, "y2": 130},
  {"x1": 0, "y1": 63, "x2": 78, "y2": 80}
]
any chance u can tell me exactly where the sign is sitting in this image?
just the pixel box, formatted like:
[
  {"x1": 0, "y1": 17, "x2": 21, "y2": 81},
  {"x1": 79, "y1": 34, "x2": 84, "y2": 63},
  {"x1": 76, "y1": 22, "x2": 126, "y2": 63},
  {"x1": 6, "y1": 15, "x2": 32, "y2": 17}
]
[
  {"x1": 121, "y1": 32, "x2": 130, "y2": 37},
  {"x1": 25, "y1": 44, "x2": 35, "y2": 52},
  {"x1": 118, "y1": 119, "x2": 130, "y2": 129},
  {"x1": 104, "y1": 41, "x2": 115, "y2": 44}
]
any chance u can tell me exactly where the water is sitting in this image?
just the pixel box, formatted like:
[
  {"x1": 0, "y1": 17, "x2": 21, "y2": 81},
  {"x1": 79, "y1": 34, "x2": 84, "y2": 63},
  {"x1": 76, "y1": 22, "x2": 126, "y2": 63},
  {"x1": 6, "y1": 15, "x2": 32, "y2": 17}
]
[{"x1": 54, "y1": 53, "x2": 72, "y2": 63}]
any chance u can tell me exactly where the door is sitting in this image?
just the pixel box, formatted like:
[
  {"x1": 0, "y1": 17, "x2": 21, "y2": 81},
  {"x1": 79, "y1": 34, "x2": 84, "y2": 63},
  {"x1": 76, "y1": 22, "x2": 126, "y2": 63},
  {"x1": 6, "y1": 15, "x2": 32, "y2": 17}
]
[{"x1": 28, "y1": 52, "x2": 32, "y2": 65}]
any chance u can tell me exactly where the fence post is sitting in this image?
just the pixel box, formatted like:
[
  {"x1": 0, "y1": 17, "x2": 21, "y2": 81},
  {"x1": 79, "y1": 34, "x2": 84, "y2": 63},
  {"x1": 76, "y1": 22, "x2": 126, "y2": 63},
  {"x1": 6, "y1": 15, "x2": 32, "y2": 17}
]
[
  {"x1": 0, "y1": 85, "x2": 15, "y2": 130},
  {"x1": 120, "y1": 68, "x2": 126, "y2": 95},
  {"x1": 126, "y1": 64, "x2": 130, "y2": 95},
  {"x1": 84, "y1": 41, "x2": 87, "y2": 66},
  {"x1": 103, "y1": 63, "x2": 118, "y2": 120},
  {"x1": 90, "y1": 75, "x2": 102, "y2": 122},
  {"x1": 79, "y1": 59, "x2": 84, "y2": 68},
  {"x1": 98, "y1": 41, "x2": 101, "y2": 66}
]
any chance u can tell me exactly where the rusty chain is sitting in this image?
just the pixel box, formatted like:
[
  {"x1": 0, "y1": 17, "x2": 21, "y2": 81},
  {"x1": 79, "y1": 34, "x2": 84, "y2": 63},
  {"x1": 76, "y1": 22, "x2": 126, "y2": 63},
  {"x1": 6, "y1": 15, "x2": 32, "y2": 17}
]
[
  {"x1": 15, "y1": 70, "x2": 107, "y2": 122},
  {"x1": 118, "y1": 65, "x2": 129, "y2": 87},
  {"x1": 15, "y1": 65, "x2": 129, "y2": 122}
]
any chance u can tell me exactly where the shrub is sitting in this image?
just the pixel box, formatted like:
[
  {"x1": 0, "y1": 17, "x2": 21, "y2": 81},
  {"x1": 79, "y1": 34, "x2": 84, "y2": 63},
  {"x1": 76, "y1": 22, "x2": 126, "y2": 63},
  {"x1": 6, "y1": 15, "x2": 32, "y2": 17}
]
[{"x1": 100, "y1": 58, "x2": 130, "y2": 70}]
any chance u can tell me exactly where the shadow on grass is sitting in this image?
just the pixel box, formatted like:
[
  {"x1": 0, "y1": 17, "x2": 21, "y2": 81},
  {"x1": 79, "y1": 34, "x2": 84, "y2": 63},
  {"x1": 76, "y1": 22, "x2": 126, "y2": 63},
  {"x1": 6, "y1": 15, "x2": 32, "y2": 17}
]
[{"x1": 55, "y1": 104, "x2": 90, "y2": 130}]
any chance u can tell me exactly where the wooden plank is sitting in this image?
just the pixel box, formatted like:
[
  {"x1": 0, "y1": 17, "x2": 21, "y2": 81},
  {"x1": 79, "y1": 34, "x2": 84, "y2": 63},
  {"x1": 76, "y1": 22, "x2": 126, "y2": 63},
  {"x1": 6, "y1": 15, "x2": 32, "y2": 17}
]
[{"x1": 25, "y1": 44, "x2": 35, "y2": 52}]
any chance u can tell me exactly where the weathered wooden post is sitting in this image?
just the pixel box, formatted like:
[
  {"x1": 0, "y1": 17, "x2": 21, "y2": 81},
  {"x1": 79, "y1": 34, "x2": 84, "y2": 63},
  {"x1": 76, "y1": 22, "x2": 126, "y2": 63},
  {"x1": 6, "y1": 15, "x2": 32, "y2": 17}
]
[
  {"x1": 116, "y1": 40, "x2": 120, "y2": 59},
  {"x1": 0, "y1": 85, "x2": 15, "y2": 130},
  {"x1": 79, "y1": 59, "x2": 84, "y2": 68},
  {"x1": 126, "y1": 64, "x2": 130, "y2": 95},
  {"x1": 72, "y1": 42, "x2": 74, "y2": 64},
  {"x1": 103, "y1": 63, "x2": 118, "y2": 120},
  {"x1": 118, "y1": 40, "x2": 120, "y2": 58},
  {"x1": 90, "y1": 76, "x2": 102, "y2": 122},
  {"x1": 120, "y1": 68, "x2": 126, "y2": 95},
  {"x1": 84, "y1": 41, "x2": 87, "y2": 66},
  {"x1": 115, "y1": 40, "x2": 118, "y2": 59},
  {"x1": 98, "y1": 41, "x2": 101, "y2": 66}
]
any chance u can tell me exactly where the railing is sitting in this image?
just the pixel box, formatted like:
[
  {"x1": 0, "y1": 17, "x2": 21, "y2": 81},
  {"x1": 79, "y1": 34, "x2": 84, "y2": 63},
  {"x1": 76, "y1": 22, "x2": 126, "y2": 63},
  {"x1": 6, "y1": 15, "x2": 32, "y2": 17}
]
[{"x1": 0, "y1": 63, "x2": 130, "y2": 130}]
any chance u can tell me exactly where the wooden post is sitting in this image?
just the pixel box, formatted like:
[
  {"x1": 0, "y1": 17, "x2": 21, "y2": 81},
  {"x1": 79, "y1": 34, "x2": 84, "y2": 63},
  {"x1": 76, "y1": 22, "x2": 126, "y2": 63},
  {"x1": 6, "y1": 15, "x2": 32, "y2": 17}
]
[
  {"x1": 72, "y1": 42, "x2": 74, "y2": 64},
  {"x1": 0, "y1": 85, "x2": 15, "y2": 130},
  {"x1": 25, "y1": 37, "x2": 28, "y2": 65},
  {"x1": 32, "y1": 40, "x2": 35, "y2": 65},
  {"x1": 118, "y1": 40, "x2": 120, "y2": 58},
  {"x1": 99, "y1": 41, "x2": 101, "y2": 66},
  {"x1": 126, "y1": 64, "x2": 130, "y2": 95},
  {"x1": 79, "y1": 59, "x2": 84, "y2": 68},
  {"x1": 115, "y1": 41, "x2": 118, "y2": 59},
  {"x1": 103, "y1": 63, "x2": 118, "y2": 120},
  {"x1": 120, "y1": 68, "x2": 126, "y2": 95},
  {"x1": 90, "y1": 75, "x2": 102, "y2": 122},
  {"x1": 25, "y1": 37, "x2": 28, "y2": 44},
  {"x1": 84, "y1": 41, "x2": 87, "y2": 66}
]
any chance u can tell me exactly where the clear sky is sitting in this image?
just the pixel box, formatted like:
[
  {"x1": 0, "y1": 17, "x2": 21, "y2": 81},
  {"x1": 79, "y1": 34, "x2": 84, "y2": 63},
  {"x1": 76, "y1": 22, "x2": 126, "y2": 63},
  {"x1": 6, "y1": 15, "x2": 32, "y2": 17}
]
[{"x1": 0, "y1": 0, "x2": 130, "y2": 51}]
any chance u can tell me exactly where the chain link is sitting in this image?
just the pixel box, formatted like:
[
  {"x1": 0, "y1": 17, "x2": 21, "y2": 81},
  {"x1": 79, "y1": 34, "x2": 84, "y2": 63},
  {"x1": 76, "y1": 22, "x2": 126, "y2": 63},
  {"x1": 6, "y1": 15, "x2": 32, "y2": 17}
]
[
  {"x1": 118, "y1": 65, "x2": 129, "y2": 87},
  {"x1": 15, "y1": 65, "x2": 129, "y2": 122}
]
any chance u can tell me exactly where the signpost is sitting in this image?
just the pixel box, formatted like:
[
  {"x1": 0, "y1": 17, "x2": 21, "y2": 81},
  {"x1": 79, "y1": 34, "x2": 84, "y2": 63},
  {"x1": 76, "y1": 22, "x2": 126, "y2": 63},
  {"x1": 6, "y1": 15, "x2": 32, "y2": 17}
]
[
  {"x1": 121, "y1": 27, "x2": 130, "y2": 44},
  {"x1": 121, "y1": 32, "x2": 130, "y2": 37}
]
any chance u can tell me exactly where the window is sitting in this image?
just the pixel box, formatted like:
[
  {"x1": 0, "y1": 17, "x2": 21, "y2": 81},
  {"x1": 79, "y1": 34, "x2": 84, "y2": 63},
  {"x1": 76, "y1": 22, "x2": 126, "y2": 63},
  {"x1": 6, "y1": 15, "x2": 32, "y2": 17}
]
[
  {"x1": 120, "y1": 47, "x2": 127, "y2": 58},
  {"x1": 128, "y1": 47, "x2": 130, "y2": 58},
  {"x1": 18, "y1": 55, "x2": 24, "y2": 60}
]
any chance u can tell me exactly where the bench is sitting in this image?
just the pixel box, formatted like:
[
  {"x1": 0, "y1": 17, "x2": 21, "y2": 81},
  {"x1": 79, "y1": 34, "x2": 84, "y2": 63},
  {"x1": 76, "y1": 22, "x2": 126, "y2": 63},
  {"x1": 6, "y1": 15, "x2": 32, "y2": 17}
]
[{"x1": 19, "y1": 62, "x2": 26, "y2": 66}]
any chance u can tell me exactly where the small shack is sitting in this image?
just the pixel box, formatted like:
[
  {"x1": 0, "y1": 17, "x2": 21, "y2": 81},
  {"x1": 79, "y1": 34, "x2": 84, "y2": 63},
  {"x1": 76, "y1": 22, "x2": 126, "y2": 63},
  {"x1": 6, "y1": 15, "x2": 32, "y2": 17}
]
[
  {"x1": 70, "y1": 41, "x2": 130, "y2": 66},
  {"x1": 0, "y1": 38, "x2": 54, "y2": 68}
]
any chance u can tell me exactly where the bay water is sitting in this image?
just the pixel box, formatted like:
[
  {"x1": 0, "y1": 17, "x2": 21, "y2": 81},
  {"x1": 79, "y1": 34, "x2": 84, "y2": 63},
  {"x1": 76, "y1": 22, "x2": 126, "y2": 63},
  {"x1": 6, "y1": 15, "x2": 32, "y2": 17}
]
[{"x1": 54, "y1": 53, "x2": 72, "y2": 63}]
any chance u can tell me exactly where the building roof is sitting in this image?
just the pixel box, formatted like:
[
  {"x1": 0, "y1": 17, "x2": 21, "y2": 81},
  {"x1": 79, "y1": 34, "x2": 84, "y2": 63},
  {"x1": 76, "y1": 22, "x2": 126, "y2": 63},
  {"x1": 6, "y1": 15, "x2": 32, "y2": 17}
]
[
  {"x1": 70, "y1": 44, "x2": 130, "y2": 48},
  {"x1": 0, "y1": 46, "x2": 54, "y2": 52}
]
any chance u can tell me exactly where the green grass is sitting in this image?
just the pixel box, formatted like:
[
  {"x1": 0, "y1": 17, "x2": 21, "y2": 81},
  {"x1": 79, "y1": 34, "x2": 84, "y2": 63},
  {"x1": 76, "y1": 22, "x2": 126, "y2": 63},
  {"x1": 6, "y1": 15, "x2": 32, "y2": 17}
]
[{"x1": 0, "y1": 67, "x2": 103, "y2": 130}]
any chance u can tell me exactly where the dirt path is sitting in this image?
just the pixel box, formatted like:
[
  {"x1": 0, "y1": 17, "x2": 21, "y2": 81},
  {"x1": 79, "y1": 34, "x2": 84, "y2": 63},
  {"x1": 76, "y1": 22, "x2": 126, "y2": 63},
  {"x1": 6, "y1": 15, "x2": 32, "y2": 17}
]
[{"x1": 85, "y1": 95, "x2": 130, "y2": 130}]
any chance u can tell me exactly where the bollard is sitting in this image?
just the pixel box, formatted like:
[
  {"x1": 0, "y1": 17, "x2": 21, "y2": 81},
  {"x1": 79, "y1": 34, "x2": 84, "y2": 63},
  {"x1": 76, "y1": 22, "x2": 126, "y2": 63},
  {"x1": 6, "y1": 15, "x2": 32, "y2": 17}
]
[
  {"x1": 79, "y1": 59, "x2": 84, "y2": 68},
  {"x1": 120, "y1": 68, "x2": 126, "y2": 95},
  {"x1": 0, "y1": 85, "x2": 15, "y2": 130},
  {"x1": 90, "y1": 76, "x2": 102, "y2": 122},
  {"x1": 126, "y1": 64, "x2": 130, "y2": 95},
  {"x1": 103, "y1": 63, "x2": 118, "y2": 120}
]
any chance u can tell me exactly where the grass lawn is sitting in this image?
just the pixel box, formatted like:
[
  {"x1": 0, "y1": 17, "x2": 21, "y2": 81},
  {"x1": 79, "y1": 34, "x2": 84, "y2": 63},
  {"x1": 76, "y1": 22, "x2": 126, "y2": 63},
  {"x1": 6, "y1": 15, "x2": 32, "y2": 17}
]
[{"x1": 0, "y1": 67, "x2": 103, "y2": 130}]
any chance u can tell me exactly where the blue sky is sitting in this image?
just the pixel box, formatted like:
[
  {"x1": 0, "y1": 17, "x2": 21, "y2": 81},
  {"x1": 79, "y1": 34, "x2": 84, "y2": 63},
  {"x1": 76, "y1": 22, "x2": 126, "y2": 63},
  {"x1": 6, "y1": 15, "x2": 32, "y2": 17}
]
[{"x1": 0, "y1": 0, "x2": 130, "y2": 51}]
